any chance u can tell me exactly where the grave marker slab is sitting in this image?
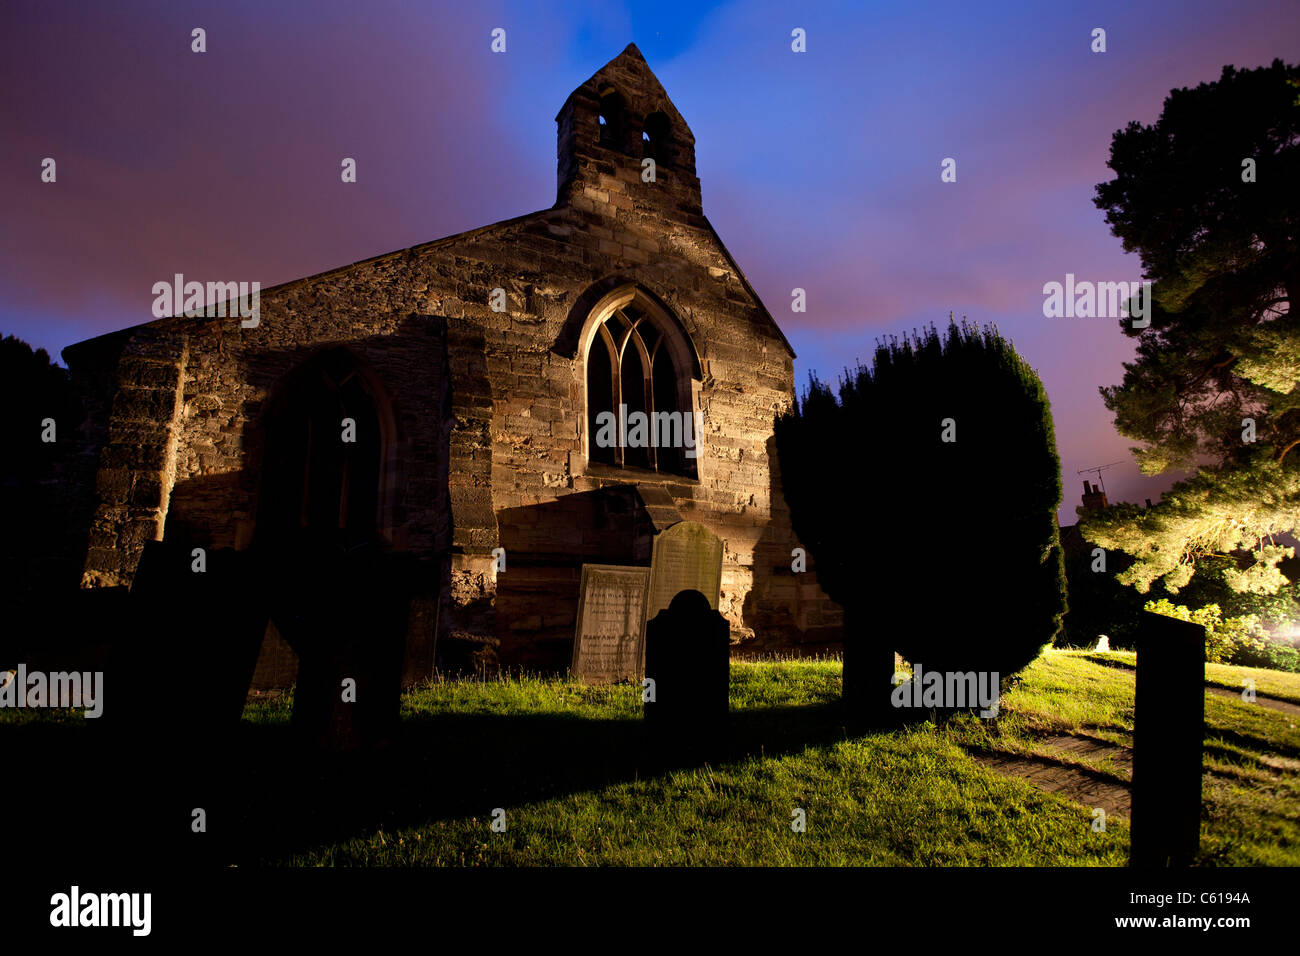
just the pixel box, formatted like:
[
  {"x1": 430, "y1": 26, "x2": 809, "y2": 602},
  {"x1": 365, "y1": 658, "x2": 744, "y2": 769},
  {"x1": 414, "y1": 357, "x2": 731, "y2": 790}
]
[
  {"x1": 571, "y1": 564, "x2": 650, "y2": 684},
  {"x1": 646, "y1": 520, "x2": 723, "y2": 624},
  {"x1": 644, "y1": 588, "x2": 730, "y2": 740},
  {"x1": 1130, "y1": 611, "x2": 1205, "y2": 867}
]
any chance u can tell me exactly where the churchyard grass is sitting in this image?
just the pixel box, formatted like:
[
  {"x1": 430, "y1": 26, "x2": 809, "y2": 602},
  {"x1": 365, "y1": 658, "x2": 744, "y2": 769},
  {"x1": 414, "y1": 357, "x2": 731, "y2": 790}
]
[
  {"x1": 930, "y1": 651, "x2": 1300, "y2": 866},
  {"x1": 6, "y1": 652, "x2": 1295, "y2": 865},
  {"x1": 280, "y1": 657, "x2": 1130, "y2": 866},
  {"x1": 260, "y1": 652, "x2": 1298, "y2": 866},
  {"x1": 1080, "y1": 649, "x2": 1300, "y2": 704}
]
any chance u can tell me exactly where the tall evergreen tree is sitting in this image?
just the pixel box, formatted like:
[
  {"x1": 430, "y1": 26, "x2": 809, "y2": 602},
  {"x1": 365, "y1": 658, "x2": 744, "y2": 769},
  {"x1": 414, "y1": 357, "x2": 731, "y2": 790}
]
[
  {"x1": 1085, "y1": 60, "x2": 1300, "y2": 595},
  {"x1": 0, "y1": 334, "x2": 87, "y2": 619},
  {"x1": 775, "y1": 321, "x2": 1066, "y2": 723}
]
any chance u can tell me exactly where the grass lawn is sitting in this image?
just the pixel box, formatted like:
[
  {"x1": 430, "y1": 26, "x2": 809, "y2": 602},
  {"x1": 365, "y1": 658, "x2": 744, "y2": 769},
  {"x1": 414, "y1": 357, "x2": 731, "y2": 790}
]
[
  {"x1": 262, "y1": 658, "x2": 1125, "y2": 866},
  {"x1": 6, "y1": 651, "x2": 1296, "y2": 865},
  {"x1": 1081, "y1": 648, "x2": 1300, "y2": 704},
  {"x1": 231, "y1": 651, "x2": 1296, "y2": 866},
  {"x1": 944, "y1": 651, "x2": 1300, "y2": 866}
]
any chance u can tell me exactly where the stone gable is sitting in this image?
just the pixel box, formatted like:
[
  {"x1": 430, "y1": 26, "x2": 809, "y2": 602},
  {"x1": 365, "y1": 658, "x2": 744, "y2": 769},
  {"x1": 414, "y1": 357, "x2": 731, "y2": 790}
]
[{"x1": 63, "y1": 44, "x2": 843, "y2": 678}]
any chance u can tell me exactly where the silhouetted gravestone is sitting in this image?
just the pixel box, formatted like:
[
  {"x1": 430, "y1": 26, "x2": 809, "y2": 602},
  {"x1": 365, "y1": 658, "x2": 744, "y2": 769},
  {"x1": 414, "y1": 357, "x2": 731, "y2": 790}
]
[
  {"x1": 267, "y1": 536, "x2": 410, "y2": 752},
  {"x1": 343, "y1": 550, "x2": 414, "y2": 749},
  {"x1": 1130, "y1": 611, "x2": 1205, "y2": 867},
  {"x1": 646, "y1": 521, "x2": 723, "y2": 623},
  {"x1": 46, "y1": 585, "x2": 131, "y2": 670},
  {"x1": 572, "y1": 564, "x2": 650, "y2": 683},
  {"x1": 98, "y1": 541, "x2": 272, "y2": 869},
  {"x1": 125, "y1": 541, "x2": 269, "y2": 735},
  {"x1": 643, "y1": 589, "x2": 730, "y2": 752}
]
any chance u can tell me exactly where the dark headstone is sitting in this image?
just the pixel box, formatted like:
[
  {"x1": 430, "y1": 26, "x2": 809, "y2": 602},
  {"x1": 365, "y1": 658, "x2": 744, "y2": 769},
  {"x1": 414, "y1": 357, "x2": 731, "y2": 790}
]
[
  {"x1": 646, "y1": 521, "x2": 723, "y2": 624},
  {"x1": 31, "y1": 585, "x2": 131, "y2": 672},
  {"x1": 94, "y1": 541, "x2": 273, "y2": 868},
  {"x1": 124, "y1": 541, "x2": 269, "y2": 736},
  {"x1": 267, "y1": 538, "x2": 411, "y2": 752},
  {"x1": 571, "y1": 564, "x2": 650, "y2": 683},
  {"x1": 643, "y1": 589, "x2": 730, "y2": 752},
  {"x1": 1130, "y1": 611, "x2": 1205, "y2": 867}
]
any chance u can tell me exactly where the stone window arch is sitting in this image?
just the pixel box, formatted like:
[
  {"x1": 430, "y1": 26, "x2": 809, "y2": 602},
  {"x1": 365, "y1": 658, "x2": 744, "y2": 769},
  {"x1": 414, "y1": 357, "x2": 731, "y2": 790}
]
[
  {"x1": 642, "y1": 111, "x2": 672, "y2": 167},
  {"x1": 580, "y1": 286, "x2": 700, "y2": 479},
  {"x1": 253, "y1": 347, "x2": 401, "y2": 550},
  {"x1": 597, "y1": 87, "x2": 624, "y2": 149}
]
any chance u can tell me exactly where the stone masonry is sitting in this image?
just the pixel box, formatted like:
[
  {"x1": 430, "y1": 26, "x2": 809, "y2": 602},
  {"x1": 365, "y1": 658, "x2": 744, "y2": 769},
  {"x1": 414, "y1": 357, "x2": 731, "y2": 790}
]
[{"x1": 62, "y1": 44, "x2": 843, "y2": 681}]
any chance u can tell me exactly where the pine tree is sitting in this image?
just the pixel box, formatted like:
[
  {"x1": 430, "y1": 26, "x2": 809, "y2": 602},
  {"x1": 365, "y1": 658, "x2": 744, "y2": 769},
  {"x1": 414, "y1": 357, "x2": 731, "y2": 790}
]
[{"x1": 1085, "y1": 60, "x2": 1300, "y2": 595}]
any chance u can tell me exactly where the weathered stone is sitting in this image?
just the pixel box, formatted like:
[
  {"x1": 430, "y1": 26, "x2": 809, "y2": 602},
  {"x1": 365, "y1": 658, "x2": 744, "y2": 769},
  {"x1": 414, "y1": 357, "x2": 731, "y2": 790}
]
[
  {"x1": 61, "y1": 43, "x2": 840, "y2": 684},
  {"x1": 571, "y1": 564, "x2": 650, "y2": 683},
  {"x1": 646, "y1": 520, "x2": 724, "y2": 623}
]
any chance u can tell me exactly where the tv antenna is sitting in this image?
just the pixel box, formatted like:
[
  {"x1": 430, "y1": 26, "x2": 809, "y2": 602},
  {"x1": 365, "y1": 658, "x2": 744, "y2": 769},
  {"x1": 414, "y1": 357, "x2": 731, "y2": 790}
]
[{"x1": 1077, "y1": 460, "x2": 1125, "y2": 497}]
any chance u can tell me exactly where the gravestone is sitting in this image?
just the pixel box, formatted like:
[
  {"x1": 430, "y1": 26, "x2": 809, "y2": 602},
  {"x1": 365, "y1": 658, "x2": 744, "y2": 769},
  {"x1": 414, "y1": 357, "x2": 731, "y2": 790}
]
[
  {"x1": 571, "y1": 564, "x2": 650, "y2": 683},
  {"x1": 840, "y1": 605, "x2": 899, "y2": 730},
  {"x1": 646, "y1": 520, "x2": 723, "y2": 624},
  {"x1": 643, "y1": 589, "x2": 730, "y2": 747},
  {"x1": 267, "y1": 537, "x2": 410, "y2": 752},
  {"x1": 117, "y1": 541, "x2": 272, "y2": 867},
  {"x1": 126, "y1": 540, "x2": 269, "y2": 735},
  {"x1": 1130, "y1": 611, "x2": 1205, "y2": 867}
]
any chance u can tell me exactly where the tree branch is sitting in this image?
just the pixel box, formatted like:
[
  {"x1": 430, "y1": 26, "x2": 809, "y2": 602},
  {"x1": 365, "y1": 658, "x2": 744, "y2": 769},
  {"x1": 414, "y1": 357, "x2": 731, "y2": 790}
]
[{"x1": 1276, "y1": 437, "x2": 1300, "y2": 463}]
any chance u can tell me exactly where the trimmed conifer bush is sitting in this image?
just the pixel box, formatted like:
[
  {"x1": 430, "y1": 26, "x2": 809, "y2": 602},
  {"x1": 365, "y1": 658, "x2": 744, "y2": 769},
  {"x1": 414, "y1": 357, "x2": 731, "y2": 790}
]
[{"x1": 775, "y1": 321, "x2": 1067, "y2": 718}]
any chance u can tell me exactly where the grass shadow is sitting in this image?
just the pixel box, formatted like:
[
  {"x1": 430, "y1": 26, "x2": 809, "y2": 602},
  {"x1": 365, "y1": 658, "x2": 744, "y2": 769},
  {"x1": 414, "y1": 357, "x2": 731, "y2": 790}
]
[{"x1": 9, "y1": 698, "x2": 868, "y2": 866}]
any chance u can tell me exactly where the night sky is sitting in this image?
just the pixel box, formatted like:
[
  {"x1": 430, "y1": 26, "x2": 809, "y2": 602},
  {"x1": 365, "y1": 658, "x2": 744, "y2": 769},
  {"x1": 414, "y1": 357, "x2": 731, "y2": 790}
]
[{"x1": 2, "y1": 0, "x2": 1296, "y2": 522}]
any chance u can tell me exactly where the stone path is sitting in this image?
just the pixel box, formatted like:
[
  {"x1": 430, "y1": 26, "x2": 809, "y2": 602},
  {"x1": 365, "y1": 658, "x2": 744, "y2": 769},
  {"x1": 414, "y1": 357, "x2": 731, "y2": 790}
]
[
  {"x1": 972, "y1": 673, "x2": 1298, "y2": 815},
  {"x1": 970, "y1": 733, "x2": 1132, "y2": 816}
]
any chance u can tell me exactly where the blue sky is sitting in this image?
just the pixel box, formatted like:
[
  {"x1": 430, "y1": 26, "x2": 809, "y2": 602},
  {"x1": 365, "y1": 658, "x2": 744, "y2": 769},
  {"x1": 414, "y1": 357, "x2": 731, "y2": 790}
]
[{"x1": 2, "y1": 0, "x2": 1296, "y2": 521}]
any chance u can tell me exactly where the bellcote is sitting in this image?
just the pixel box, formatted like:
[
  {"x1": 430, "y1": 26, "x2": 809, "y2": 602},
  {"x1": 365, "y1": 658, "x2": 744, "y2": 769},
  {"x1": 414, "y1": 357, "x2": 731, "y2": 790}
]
[{"x1": 554, "y1": 44, "x2": 702, "y2": 219}]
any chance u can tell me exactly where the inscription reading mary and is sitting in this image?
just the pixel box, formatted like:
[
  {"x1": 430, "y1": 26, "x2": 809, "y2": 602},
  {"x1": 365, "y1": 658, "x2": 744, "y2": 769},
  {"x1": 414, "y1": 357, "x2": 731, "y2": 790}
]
[{"x1": 571, "y1": 565, "x2": 650, "y2": 684}]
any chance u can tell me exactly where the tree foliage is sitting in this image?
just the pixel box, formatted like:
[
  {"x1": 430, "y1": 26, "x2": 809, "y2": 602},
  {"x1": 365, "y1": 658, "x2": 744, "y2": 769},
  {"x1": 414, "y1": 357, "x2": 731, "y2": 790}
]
[
  {"x1": 1059, "y1": 542, "x2": 1145, "y2": 649},
  {"x1": 775, "y1": 321, "x2": 1066, "y2": 687},
  {"x1": 1086, "y1": 60, "x2": 1300, "y2": 594},
  {"x1": 1144, "y1": 598, "x2": 1265, "y2": 665},
  {"x1": 0, "y1": 334, "x2": 87, "y2": 611},
  {"x1": 0, "y1": 334, "x2": 77, "y2": 485}
]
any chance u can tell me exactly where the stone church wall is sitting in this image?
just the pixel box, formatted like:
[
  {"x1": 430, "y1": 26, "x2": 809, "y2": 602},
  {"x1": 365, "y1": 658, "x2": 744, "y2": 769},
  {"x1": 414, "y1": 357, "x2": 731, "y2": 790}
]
[{"x1": 62, "y1": 44, "x2": 844, "y2": 679}]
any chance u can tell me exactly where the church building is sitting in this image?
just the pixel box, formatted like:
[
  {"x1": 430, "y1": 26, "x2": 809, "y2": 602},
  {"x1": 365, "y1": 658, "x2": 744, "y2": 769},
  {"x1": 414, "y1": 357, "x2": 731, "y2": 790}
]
[{"x1": 62, "y1": 44, "x2": 842, "y2": 684}]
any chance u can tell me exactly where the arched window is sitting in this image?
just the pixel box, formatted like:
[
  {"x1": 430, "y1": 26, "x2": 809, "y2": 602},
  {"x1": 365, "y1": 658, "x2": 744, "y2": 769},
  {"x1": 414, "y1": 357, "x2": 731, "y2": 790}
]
[
  {"x1": 598, "y1": 88, "x2": 624, "y2": 149},
  {"x1": 583, "y1": 289, "x2": 699, "y2": 479},
  {"x1": 642, "y1": 111, "x2": 671, "y2": 167}
]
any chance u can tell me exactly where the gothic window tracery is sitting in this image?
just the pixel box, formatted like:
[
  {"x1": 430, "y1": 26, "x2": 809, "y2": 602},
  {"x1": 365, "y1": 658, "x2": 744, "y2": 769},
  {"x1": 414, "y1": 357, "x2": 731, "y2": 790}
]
[{"x1": 585, "y1": 296, "x2": 698, "y2": 479}]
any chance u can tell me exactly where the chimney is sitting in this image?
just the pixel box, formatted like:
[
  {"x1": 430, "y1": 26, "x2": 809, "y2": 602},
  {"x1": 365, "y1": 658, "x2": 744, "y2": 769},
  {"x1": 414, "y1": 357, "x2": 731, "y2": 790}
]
[
  {"x1": 1145, "y1": 498, "x2": 1153, "y2": 509},
  {"x1": 1081, "y1": 481, "x2": 1108, "y2": 512}
]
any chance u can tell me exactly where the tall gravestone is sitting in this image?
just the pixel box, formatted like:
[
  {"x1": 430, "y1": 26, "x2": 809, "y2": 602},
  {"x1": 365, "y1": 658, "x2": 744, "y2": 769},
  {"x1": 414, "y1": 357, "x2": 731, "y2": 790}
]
[
  {"x1": 644, "y1": 589, "x2": 730, "y2": 751},
  {"x1": 646, "y1": 520, "x2": 724, "y2": 622},
  {"x1": 119, "y1": 540, "x2": 271, "y2": 868},
  {"x1": 266, "y1": 535, "x2": 409, "y2": 752},
  {"x1": 127, "y1": 540, "x2": 269, "y2": 735},
  {"x1": 1130, "y1": 611, "x2": 1205, "y2": 867},
  {"x1": 571, "y1": 564, "x2": 650, "y2": 683}
]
